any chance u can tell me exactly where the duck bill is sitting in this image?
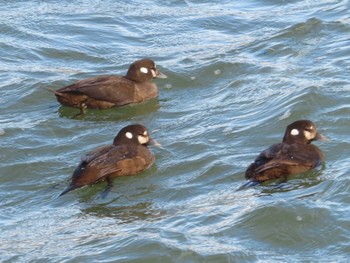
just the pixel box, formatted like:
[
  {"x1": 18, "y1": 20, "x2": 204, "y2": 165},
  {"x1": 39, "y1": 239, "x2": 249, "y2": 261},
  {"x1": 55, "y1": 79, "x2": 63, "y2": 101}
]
[
  {"x1": 155, "y1": 69, "x2": 167, "y2": 79},
  {"x1": 316, "y1": 132, "x2": 329, "y2": 141},
  {"x1": 149, "y1": 138, "x2": 162, "y2": 147}
]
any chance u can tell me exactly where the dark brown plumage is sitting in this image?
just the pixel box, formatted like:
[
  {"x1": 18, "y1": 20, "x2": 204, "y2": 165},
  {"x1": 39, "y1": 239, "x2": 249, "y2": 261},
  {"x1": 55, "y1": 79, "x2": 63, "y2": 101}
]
[
  {"x1": 51, "y1": 59, "x2": 167, "y2": 111},
  {"x1": 60, "y1": 124, "x2": 157, "y2": 196},
  {"x1": 245, "y1": 120, "x2": 326, "y2": 183}
]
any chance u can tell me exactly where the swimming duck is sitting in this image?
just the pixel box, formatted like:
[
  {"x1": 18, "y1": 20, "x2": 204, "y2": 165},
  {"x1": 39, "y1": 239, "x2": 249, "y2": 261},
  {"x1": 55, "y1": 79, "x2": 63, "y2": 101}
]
[
  {"x1": 60, "y1": 124, "x2": 158, "y2": 196},
  {"x1": 51, "y1": 59, "x2": 167, "y2": 113},
  {"x1": 245, "y1": 120, "x2": 326, "y2": 183}
]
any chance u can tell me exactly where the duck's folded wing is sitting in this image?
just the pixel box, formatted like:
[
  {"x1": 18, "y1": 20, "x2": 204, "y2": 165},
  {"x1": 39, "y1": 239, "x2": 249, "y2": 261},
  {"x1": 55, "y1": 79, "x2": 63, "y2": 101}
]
[
  {"x1": 255, "y1": 145, "x2": 317, "y2": 174},
  {"x1": 81, "y1": 144, "x2": 113, "y2": 163},
  {"x1": 71, "y1": 145, "x2": 130, "y2": 183},
  {"x1": 86, "y1": 145, "x2": 142, "y2": 180},
  {"x1": 57, "y1": 76, "x2": 136, "y2": 104},
  {"x1": 251, "y1": 143, "x2": 284, "y2": 166},
  {"x1": 245, "y1": 143, "x2": 282, "y2": 179}
]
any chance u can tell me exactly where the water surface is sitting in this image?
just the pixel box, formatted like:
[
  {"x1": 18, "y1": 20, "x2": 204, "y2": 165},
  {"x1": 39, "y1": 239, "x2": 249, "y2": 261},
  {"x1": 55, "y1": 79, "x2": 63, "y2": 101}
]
[{"x1": 1, "y1": 0, "x2": 350, "y2": 262}]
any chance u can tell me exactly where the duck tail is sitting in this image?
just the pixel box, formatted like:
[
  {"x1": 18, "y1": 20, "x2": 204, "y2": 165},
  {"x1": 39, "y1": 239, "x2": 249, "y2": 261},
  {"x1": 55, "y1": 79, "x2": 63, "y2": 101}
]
[
  {"x1": 59, "y1": 184, "x2": 78, "y2": 196},
  {"x1": 45, "y1": 87, "x2": 56, "y2": 93},
  {"x1": 45, "y1": 87, "x2": 63, "y2": 96},
  {"x1": 237, "y1": 180, "x2": 261, "y2": 191}
]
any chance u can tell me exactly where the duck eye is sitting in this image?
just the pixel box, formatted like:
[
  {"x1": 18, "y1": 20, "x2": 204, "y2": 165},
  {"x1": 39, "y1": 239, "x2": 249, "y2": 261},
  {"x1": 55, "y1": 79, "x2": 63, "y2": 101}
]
[{"x1": 304, "y1": 126, "x2": 313, "y2": 132}]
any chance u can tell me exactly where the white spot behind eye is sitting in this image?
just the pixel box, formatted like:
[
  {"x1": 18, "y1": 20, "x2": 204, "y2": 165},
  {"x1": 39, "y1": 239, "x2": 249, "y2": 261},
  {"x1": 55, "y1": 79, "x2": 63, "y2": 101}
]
[
  {"x1": 125, "y1": 132, "x2": 133, "y2": 139},
  {"x1": 143, "y1": 130, "x2": 148, "y2": 136},
  {"x1": 291, "y1": 129, "x2": 299, "y2": 136},
  {"x1": 140, "y1": 67, "x2": 148, "y2": 74}
]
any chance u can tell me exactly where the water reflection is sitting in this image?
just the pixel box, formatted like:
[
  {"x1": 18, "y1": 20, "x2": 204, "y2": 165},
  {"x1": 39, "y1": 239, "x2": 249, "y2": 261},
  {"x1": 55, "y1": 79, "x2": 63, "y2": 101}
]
[
  {"x1": 81, "y1": 201, "x2": 167, "y2": 224},
  {"x1": 259, "y1": 170, "x2": 325, "y2": 194},
  {"x1": 57, "y1": 99, "x2": 160, "y2": 121},
  {"x1": 237, "y1": 170, "x2": 325, "y2": 194}
]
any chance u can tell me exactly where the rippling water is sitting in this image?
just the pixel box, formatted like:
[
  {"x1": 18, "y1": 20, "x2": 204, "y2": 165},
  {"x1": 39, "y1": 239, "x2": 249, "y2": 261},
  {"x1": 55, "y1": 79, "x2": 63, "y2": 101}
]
[{"x1": 1, "y1": 0, "x2": 350, "y2": 262}]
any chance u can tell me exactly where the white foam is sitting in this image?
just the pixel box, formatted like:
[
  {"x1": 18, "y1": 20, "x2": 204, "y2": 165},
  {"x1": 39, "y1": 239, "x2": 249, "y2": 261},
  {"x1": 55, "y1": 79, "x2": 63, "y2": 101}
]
[{"x1": 214, "y1": 69, "x2": 221, "y2": 75}]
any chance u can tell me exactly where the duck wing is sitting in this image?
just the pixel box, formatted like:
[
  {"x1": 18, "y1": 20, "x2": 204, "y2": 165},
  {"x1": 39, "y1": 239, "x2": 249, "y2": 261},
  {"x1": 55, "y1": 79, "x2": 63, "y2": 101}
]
[
  {"x1": 245, "y1": 143, "x2": 283, "y2": 178},
  {"x1": 72, "y1": 145, "x2": 153, "y2": 187},
  {"x1": 255, "y1": 143, "x2": 322, "y2": 174},
  {"x1": 245, "y1": 143, "x2": 324, "y2": 182},
  {"x1": 56, "y1": 76, "x2": 136, "y2": 104},
  {"x1": 81, "y1": 144, "x2": 113, "y2": 163}
]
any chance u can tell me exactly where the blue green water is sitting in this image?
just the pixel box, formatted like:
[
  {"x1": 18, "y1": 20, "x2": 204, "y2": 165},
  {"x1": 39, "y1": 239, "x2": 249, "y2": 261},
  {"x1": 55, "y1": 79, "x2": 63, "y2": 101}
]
[{"x1": 1, "y1": 1, "x2": 350, "y2": 262}]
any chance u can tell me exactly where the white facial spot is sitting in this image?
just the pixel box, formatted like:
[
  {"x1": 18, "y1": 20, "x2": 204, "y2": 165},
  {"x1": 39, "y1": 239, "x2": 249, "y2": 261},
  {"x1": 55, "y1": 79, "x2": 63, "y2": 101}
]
[
  {"x1": 151, "y1": 69, "x2": 157, "y2": 78},
  {"x1": 138, "y1": 135, "x2": 149, "y2": 145},
  {"x1": 304, "y1": 126, "x2": 315, "y2": 140},
  {"x1": 143, "y1": 130, "x2": 148, "y2": 136},
  {"x1": 125, "y1": 132, "x2": 133, "y2": 139},
  {"x1": 291, "y1": 129, "x2": 299, "y2": 136},
  {"x1": 140, "y1": 67, "x2": 148, "y2": 74},
  {"x1": 304, "y1": 130, "x2": 313, "y2": 140}
]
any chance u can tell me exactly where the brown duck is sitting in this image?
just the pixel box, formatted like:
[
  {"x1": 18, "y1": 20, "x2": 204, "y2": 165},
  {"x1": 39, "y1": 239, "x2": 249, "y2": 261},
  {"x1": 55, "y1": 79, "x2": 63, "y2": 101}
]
[
  {"x1": 51, "y1": 59, "x2": 167, "y2": 112},
  {"x1": 60, "y1": 124, "x2": 158, "y2": 196},
  {"x1": 245, "y1": 120, "x2": 327, "y2": 183}
]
